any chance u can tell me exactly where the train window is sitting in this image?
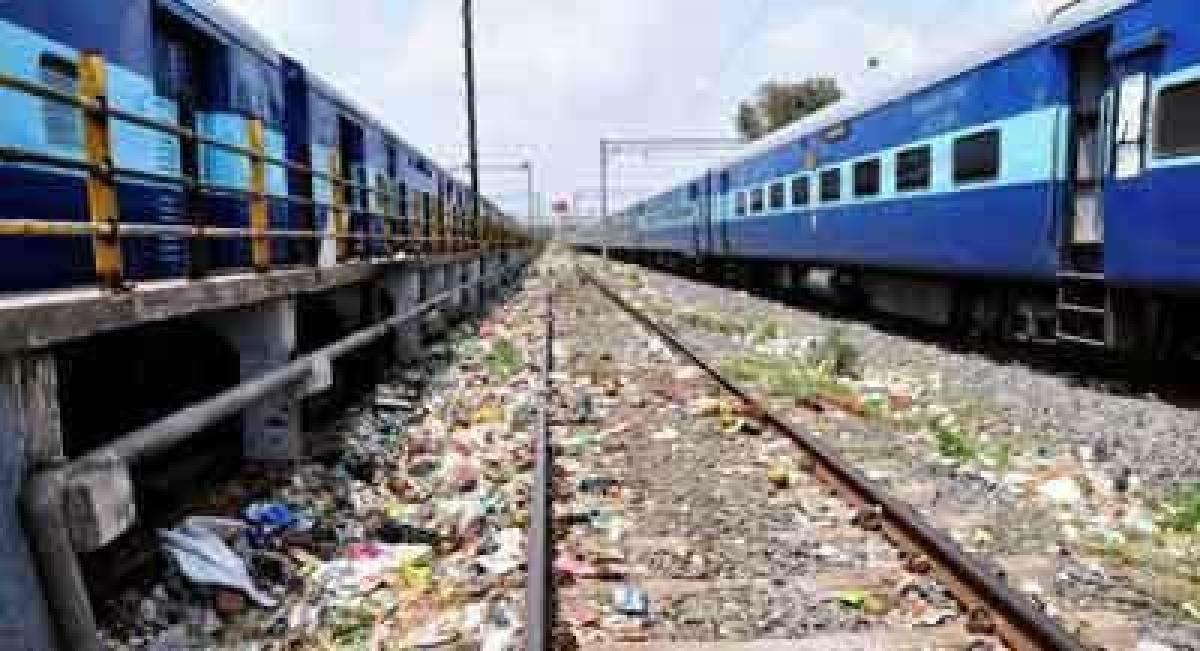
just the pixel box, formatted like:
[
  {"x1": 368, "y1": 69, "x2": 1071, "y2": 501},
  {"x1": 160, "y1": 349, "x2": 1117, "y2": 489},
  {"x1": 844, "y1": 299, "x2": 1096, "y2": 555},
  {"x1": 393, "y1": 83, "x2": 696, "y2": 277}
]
[
  {"x1": 750, "y1": 188, "x2": 765, "y2": 213},
  {"x1": 719, "y1": 171, "x2": 731, "y2": 195},
  {"x1": 820, "y1": 168, "x2": 841, "y2": 202},
  {"x1": 689, "y1": 183, "x2": 700, "y2": 201},
  {"x1": 1154, "y1": 79, "x2": 1200, "y2": 158},
  {"x1": 853, "y1": 159, "x2": 881, "y2": 197},
  {"x1": 735, "y1": 191, "x2": 747, "y2": 217},
  {"x1": 768, "y1": 182, "x2": 786, "y2": 210},
  {"x1": 896, "y1": 146, "x2": 931, "y2": 191},
  {"x1": 386, "y1": 145, "x2": 399, "y2": 179},
  {"x1": 355, "y1": 166, "x2": 370, "y2": 210},
  {"x1": 1114, "y1": 73, "x2": 1149, "y2": 179},
  {"x1": 953, "y1": 129, "x2": 1001, "y2": 184},
  {"x1": 791, "y1": 176, "x2": 810, "y2": 206},
  {"x1": 40, "y1": 54, "x2": 81, "y2": 149}
]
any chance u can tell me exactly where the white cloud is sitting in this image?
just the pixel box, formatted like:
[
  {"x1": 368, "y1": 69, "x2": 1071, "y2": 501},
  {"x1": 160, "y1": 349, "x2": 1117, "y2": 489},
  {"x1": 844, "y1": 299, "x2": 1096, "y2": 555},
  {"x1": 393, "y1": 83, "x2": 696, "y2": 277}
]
[
  {"x1": 216, "y1": 0, "x2": 1039, "y2": 215},
  {"x1": 757, "y1": 5, "x2": 923, "y2": 99}
]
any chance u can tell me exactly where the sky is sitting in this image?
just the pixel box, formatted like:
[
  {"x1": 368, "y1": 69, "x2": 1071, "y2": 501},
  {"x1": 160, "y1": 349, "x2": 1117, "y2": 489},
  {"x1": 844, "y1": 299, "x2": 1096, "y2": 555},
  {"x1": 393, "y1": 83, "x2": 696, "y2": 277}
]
[{"x1": 215, "y1": 0, "x2": 1069, "y2": 217}]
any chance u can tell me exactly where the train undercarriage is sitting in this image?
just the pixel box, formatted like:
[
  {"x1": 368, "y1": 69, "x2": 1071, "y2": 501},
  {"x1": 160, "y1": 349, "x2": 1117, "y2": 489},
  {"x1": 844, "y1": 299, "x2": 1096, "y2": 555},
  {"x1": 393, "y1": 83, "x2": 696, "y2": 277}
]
[{"x1": 581, "y1": 246, "x2": 1200, "y2": 364}]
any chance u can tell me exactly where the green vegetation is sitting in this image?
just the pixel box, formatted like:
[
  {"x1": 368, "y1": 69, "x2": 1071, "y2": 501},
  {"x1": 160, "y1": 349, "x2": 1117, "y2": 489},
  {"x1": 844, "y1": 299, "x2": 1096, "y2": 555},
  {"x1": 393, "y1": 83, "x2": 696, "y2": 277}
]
[
  {"x1": 989, "y1": 441, "x2": 1013, "y2": 474},
  {"x1": 812, "y1": 327, "x2": 861, "y2": 378},
  {"x1": 1161, "y1": 484, "x2": 1200, "y2": 533},
  {"x1": 933, "y1": 424, "x2": 978, "y2": 462},
  {"x1": 679, "y1": 309, "x2": 745, "y2": 336},
  {"x1": 718, "y1": 326, "x2": 868, "y2": 406},
  {"x1": 736, "y1": 77, "x2": 844, "y2": 141},
  {"x1": 749, "y1": 318, "x2": 784, "y2": 344},
  {"x1": 484, "y1": 338, "x2": 523, "y2": 380},
  {"x1": 858, "y1": 393, "x2": 889, "y2": 420},
  {"x1": 721, "y1": 353, "x2": 850, "y2": 401}
]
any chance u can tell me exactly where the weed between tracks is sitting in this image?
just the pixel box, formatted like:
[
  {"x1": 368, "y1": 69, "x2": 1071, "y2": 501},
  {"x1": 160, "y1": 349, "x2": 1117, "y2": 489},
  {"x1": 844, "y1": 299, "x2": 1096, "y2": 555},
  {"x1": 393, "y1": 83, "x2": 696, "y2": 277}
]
[
  {"x1": 679, "y1": 309, "x2": 745, "y2": 336},
  {"x1": 484, "y1": 338, "x2": 523, "y2": 380},
  {"x1": 720, "y1": 353, "x2": 852, "y2": 401},
  {"x1": 711, "y1": 317, "x2": 1019, "y2": 469},
  {"x1": 1162, "y1": 484, "x2": 1200, "y2": 533},
  {"x1": 609, "y1": 260, "x2": 1200, "y2": 632}
]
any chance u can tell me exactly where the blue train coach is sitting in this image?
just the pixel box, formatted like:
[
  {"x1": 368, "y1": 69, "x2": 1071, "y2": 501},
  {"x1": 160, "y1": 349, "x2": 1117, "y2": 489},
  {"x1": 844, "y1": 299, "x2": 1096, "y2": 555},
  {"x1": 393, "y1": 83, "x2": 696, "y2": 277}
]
[
  {"x1": 0, "y1": 0, "x2": 294, "y2": 288},
  {"x1": 594, "y1": 0, "x2": 1200, "y2": 359},
  {"x1": 0, "y1": 0, "x2": 458, "y2": 294}
]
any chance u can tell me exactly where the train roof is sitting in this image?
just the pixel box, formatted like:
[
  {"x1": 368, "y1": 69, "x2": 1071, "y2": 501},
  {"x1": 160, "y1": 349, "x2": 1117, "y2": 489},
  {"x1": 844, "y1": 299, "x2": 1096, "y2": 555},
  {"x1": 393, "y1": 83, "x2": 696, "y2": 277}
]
[
  {"x1": 279, "y1": 61, "x2": 446, "y2": 181},
  {"x1": 168, "y1": 2, "x2": 434, "y2": 177},
  {"x1": 615, "y1": 0, "x2": 1143, "y2": 217},
  {"x1": 160, "y1": 0, "x2": 280, "y2": 64},
  {"x1": 718, "y1": 0, "x2": 1142, "y2": 172}
]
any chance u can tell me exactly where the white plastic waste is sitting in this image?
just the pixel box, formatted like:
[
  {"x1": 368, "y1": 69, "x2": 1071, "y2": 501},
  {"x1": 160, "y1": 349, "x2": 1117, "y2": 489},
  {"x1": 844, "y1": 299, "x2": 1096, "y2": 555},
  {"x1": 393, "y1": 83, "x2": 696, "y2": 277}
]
[
  {"x1": 157, "y1": 523, "x2": 278, "y2": 607},
  {"x1": 1037, "y1": 477, "x2": 1083, "y2": 505}
]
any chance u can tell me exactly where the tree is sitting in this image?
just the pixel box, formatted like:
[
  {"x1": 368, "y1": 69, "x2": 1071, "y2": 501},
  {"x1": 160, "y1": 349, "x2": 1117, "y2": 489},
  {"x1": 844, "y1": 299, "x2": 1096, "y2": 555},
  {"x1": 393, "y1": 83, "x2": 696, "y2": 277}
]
[
  {"x1": 735, "y1": 77, "x2": 843, "y2": 141},
  {"x1": 736, "y1": 103, "x2": 766, "y2": 144}
]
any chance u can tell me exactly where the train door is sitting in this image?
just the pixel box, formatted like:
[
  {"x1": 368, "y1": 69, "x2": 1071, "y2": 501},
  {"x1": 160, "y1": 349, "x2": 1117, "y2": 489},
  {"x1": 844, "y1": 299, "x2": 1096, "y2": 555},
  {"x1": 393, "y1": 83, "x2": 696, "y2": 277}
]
[
  {"x1": 337, "y1": 117, "x2": 365, "y2": 258},
  {"x1": 716, "y1": 171, "x2": 732, "y2": 256},
  {"x1": 699, "y1": 173, "x2": 715, "y2": 257},
  {"x1": 1056, "y1": 34, "x2": 1114, "y2": 346},
  {"x1": 688, "y1": 181, "x2": 702, "y2": 258},
  {"x1": 1102, "y1": 44, "x2": 1160, "y2": 353},
  {"x1": 1057, "y1": 32, "x2": 1160, "y2": 347}
]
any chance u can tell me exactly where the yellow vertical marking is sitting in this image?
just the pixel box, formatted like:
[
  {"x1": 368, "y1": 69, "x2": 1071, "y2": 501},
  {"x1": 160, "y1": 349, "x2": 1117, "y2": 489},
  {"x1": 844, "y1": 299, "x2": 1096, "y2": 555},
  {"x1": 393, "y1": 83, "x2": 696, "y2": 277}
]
[
  {"x1": 418, "y1": 192, "x2": 427, "y2": 254},
  {"x1": 377, "y1": 173, "x2": 392, "y2": 257},
  {"x1": 329, "y1": 151, "x2": 349, "y2": 263},
  {"x1": 434, "y1": 194, "x2": 445, "y2": 253},
  {"x1": 247, "y1": 118, "x2": 270, "y2": 272},
  {"x1": 79, "y1": 53, "x2": 123, "y2": 289}
]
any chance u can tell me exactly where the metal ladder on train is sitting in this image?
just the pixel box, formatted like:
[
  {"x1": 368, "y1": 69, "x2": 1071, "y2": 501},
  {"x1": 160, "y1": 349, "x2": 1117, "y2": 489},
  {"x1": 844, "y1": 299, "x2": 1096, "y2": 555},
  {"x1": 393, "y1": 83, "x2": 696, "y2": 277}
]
[
  {"x1": 1056, "y1": 37, "x2": 1111, "y2": 349},
  {"x1": 1056, "y1": 268, "x2": 1110, "y2": 347}
]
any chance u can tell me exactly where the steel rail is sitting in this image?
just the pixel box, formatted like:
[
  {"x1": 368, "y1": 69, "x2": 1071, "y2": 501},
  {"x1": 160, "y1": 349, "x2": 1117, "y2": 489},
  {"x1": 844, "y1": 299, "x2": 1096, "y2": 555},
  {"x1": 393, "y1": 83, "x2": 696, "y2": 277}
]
[
  {"x1": 525, "y1": 275, "x2": 555, "y2": 650},
  {"x1": 0, "y1": 69, "x2": 394, "y2": 196},
  {"x1": 0, "y1": 59, "x2": 529, "y2": 286},
  {"x1": 577, "y1": 265, "x2": 1085, "y2": 651},
  {"x1": 0, "y1": 65, "x2": 534, "y2": 258},
  {"x1": 21, "y1": 257, "x2": 532, "y2": 651},
  {"x1": 0, "y1": 218, "x2": 471, "y2": 247},
  {"x1": 0, "y1": 144, "x2": 421, "y2": 223},
  {"x1": 0, "y1": 69, "x2": 472, "y2": 204}
]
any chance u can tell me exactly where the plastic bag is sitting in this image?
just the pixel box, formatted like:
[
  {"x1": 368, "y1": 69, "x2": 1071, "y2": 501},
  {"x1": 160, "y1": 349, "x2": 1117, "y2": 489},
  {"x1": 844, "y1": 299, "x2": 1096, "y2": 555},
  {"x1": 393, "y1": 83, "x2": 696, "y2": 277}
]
[{"x1": 157, "y1": 524, "x2": 278, "y2": 607}]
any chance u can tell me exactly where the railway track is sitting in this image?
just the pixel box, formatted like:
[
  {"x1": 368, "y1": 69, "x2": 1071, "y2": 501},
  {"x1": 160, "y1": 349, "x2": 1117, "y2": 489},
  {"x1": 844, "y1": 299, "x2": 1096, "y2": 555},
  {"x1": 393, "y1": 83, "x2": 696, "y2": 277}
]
[
  {"x1": 92, "y1": 252, "x2": 1143, "y2": 649},
  {"x1": 521, "y1": 257, "x2": 1131, "y2": 650}
]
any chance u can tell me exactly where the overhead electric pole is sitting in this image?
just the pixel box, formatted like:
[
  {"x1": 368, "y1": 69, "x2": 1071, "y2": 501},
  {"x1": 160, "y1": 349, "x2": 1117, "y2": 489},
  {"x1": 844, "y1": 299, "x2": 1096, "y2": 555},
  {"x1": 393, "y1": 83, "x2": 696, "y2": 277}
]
[
  {"x1": 524, "y1": 161, "x2": 535, "y2": 229},
  {"x1": 449, "y1": 161, "x2": 535, "y2": 239},
  {"x1": 599, "y1": 136, "x2": 745, "y2": 260},
  {"x1": 600, "y1": 140, "x2": 608, "y2": 259},
  {"x1": 462, "y1": 0, "x2": 482, "y2": 241}
]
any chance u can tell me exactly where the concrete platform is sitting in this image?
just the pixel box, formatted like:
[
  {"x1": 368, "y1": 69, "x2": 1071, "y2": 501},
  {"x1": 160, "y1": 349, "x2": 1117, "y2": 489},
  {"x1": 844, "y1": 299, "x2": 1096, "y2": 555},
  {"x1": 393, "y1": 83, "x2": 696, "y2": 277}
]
[
  {"x1": 0, "y1": 250, "x2": 506, "y2": 354},
  {"x1": 0, "y1": 245, "x2": 534, "y2": 649}
]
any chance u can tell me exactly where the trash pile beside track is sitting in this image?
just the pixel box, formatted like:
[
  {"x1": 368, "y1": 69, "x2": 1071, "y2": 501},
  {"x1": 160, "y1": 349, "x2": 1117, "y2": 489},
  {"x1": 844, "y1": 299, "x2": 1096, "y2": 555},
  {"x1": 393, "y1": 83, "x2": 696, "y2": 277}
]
[
  {"x1": 100, "y1": 274, "x2": 551, "y2": 650},
  {"x1": 546, "y1": 271, "x2": 969, "y2": 649},
  {"x1": 595, "y1": 256, "x2": 1200, "y2": 648}
]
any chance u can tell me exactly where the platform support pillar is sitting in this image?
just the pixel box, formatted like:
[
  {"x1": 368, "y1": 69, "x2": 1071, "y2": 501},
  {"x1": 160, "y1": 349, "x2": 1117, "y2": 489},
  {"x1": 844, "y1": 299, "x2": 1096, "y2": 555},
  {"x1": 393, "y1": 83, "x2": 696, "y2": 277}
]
[
  {"x1": 479, "y1": 255, "x2": 493, "y2": 306},
  {"x1": 0, "y1": 352, "x2": 60, "y2": 650},
  {"x1": 383, "y1": 268, "x2": 423, "y2": 362},
  {"x1": 423, "y1": 264, "x2": 447, "y2": 337},
  {"x1": 207, "y1": 300, "x2": 305, "y2": 461},
  {"x1": 452, "y1": 262, "x2": 468, "y2": 319},
  {"x1": 466, "y1": 257, "x2": 483, "y2": 315}
]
